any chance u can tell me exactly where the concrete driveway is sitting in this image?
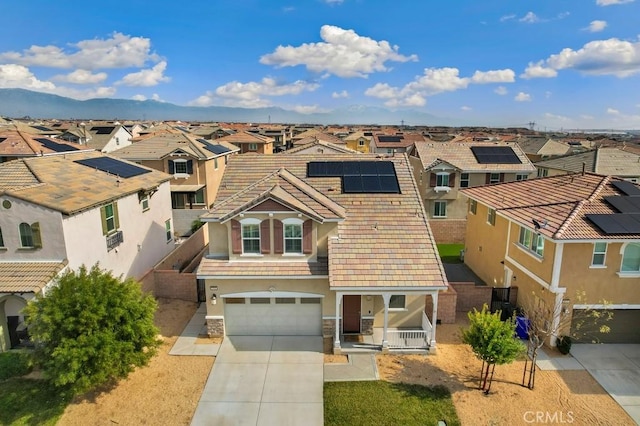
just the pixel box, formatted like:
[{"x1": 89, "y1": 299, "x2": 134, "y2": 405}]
[
  {"x1": 570, "y1": 344, "x2": 640, "y2": 423},
  {"x1": 191, "y1": 335, "x2": 324, "y2": 426}
]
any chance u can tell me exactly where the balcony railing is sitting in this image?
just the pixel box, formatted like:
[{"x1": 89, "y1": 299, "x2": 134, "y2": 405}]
[
  {"x1": 106, "y1": 230, "x2": 124, "y2": 251},
  {"x1": 387, "y1": 312, "x2": 432, "y2": 349}
]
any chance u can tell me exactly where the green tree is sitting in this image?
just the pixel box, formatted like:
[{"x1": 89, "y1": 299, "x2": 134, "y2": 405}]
[
  {"x1": 461, "y1": 304, "x2": 525, "y2": 394},
  {"x1": 25, "y1": 264, "x2": 161, "y2": 394}
]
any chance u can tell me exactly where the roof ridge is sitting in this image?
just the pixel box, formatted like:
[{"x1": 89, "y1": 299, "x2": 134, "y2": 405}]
[
  {"x1": 212, "y1": 169, "x2": 282, "y2": 211},
  {"x1": 554, "y1": 175, "x2": 610, "y2": 238},
  {"x1": 277, "y1": 168, "x2": 346, "y2": 218},
  {"x1": 587, "y1": 174, "x2": 611, "y2": 202}
]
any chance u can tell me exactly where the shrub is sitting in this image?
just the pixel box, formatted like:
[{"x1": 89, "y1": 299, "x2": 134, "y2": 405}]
[
  {"x1": 0, "y1": 351, "x2": 33, "y2": 380},
  {"x1": 557, "y1": 335, "x2": 572, "y2": 355}
]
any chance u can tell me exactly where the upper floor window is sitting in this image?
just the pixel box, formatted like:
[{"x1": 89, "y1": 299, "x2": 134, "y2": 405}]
[
  {"x1": 358, "y1": 139, "x2": 365, "y2": 146},
  {"x1": 242, "y1": 223, "x2": 261, "y2": 254},
  {"x1": 284, "y1": 223, "x2": 303, "y2": 253},
  {"x1": 469, "y1": 199, "x2": 477, "y2": 215},
  {"x1": 436, "y1": 173, "x2": 449, "y2": 187},
  {"x1": 518, "y1": 227, "x2": 544, "y2": 257},
  {"x1": 537, "y1": 168, "x2": 549, "y2": 178},
  {"x1": 214, "y1": 158, "x2": 219, "y2": 170},
  {"x1": 487, "y1": 208, "x2": 496, "y2": 226},
  {"x1": 165, "y1": 219, "x2": 172, "y2": 242},
  {"x1": 489, "y1": 173, "x2": 501, "y2": 184},
  {"x1": 591, "y1": 242, "x2": 607, "y2": 267},
  {"x1": 101, "y1": 202, "x2": 119, "y2": 235},
  {"x1": 19, "y1": 222, "x2": 42, "y2": 248},
  {"x1": 140, "y1": 195, "x2": 150, "y2": 212},
  {"x1": 460, "y1": 173, "x2": 470, "y2": 188},
  {"x1": 168, "y1": 159, "x2": 193, "y2": 176},
  {"x1": 516, "y1": 173, "x2": 529, "y2": 181},
  {"x1": 248, "y1": 143, "x2": 258, "y2": 151},
  {"x1": 621, "y1": 243, "x2": 640, "y2": 273},
  {"x1": 433, "y1": 201, "x2": 447, "y2": 218}
]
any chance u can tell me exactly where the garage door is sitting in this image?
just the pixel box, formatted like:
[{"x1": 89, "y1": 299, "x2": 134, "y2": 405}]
[
  {"x1": 571, "y1": 309, "x2": 640, "y2": 343},
  {"x1": 224, "y1": 296, "x2": 322, "y2": 336}
]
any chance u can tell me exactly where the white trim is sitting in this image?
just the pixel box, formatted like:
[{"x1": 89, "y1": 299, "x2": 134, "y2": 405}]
[
  {"x1": 239, "y1": 217, "x2": 261, "y2": 225},
  {"x1": 550, "y1": 242, "x2": 564, "y2": 290},
  {"x1": 330, "y1": 286, "x2": 447, "y2": 293},
  {"x1": 197, "y1": 275, "x2": 329, "y2": 280},
  {"x1": 504, "y1": 255, "x2": 550, "y2": 290},
  {"x1": 282, "y1": 218, "x2": 304, "y2": 225},
  {"x1": 573, "y1": 304, "x2": 640, "y2": 310},
  {"x1": 515, "y1": 242, "x2": 544, "y2": 262},
  {"x1": 221, "y1": 291, "x2": 324, "y2": 299},
  {"x1": 205, "y1": 315, "x2": 224, "y2": 320},
  {"x1": 323, "y1": 315, "x2": 341, "y2": 320},
  {"x1": 617, "y1": 272, "x2": 640, "y2": 278}
]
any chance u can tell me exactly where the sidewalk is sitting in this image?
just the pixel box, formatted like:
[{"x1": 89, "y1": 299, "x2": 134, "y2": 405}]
[
  {"x1": 169, "y1": 304, "x2": 220, "y2": 356},
  {"x1": 324, "y1": 354, "x2": 379, "y2": 381}
]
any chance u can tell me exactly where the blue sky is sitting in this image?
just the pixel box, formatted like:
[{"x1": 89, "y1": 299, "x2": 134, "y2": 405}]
[{"x1": 1, "y1": 0, "x2": 639, "y2": 129}]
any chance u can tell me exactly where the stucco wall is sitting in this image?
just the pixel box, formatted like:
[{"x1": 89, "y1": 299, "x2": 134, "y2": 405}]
[
  {"x1": 506, "y1": 222, "x2": 556, "y2": 284},
  {"x1": 372, "y1": 294, "x2": 425, "y2": 328}
]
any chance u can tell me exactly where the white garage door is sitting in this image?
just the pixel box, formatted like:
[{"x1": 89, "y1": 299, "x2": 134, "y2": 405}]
[{"x1": 224, "y1": 296, "x2": 322, "y2": 336}]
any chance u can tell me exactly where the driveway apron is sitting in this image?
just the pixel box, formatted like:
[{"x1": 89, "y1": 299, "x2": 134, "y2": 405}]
[{"x1": 191, "y1": 335, "x2": 324, "y2": 426}]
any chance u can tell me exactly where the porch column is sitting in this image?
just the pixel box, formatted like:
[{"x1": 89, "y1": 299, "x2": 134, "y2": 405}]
[
  {"x1": 334, "y1": 292, "x2": 342, "y2": 352},
  {"x1": 381, "y1": 293, "x2": 391, "y2": 352},
  {"x1": 430, "y1": 291, "x2": 439, "y2": 352}
]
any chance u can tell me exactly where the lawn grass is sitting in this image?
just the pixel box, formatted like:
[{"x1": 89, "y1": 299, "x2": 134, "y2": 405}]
[
  {"x1": 437, "y1": 243, "x2": 465, "y2": 264},
  {"x1": 324, "y1": 381, "x2": 460, "y2": 426},
  {"x1": 0, "y1": 378, "x2": 71, "y2": 426},
  {"x1": 0, "y1": 351, "x2": 33, "y2": 381}
]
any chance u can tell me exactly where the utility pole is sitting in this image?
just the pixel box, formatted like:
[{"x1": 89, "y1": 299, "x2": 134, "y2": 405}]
[{"x1": 528, "y1": 121, "x2": 536, "y2": 131}]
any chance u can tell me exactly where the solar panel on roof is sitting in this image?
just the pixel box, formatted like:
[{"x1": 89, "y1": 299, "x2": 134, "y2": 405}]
[
  {"x1": 35, "y1": 138, "x2": 79, "y2": 153},
  {"x1": 74, "y1": 157, "x2": 152, "y2": 178},
  {"x1": 90, "y1": 126, "x2": 115, "y2": 135},
  {"x1": 587, "y1": 214, "x2": 640, "y2": 234},
  {"x1": 31, "y1": 125, "x2": 52, "y2": 132},
  {"x1": 612, "y1": 181, "x2": 640, "y2": 197},
  {"x1": 604, "y1": 196, "x2": 640, "y2": 214},
  {"x1": 470, "y1": 146, "x2": 522, "y2": 164},
  {"x1": 378, "y1": 136, "x2": 403, "y2": 143},
  {"x1": 198, "y1": 138, "x2": 232, "y2": 155},
  {"x1": 307, "y1": 160, "x2": 400, "y2": 194}
]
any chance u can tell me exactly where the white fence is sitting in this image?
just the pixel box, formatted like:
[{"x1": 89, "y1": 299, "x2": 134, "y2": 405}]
[{"x1": 387, "y1": 312, "x2": 432, "y2": 349}]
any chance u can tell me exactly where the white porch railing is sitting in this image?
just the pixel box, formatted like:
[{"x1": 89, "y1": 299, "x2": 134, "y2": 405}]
[{"x1": 387, "y1": 312, "x2": 432, "y2": 349}]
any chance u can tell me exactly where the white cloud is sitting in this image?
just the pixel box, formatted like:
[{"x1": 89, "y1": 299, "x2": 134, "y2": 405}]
[
  {"x1": 132, "y1": 94, "x2": 147, "y2": 101},
  {"x1": 471, "y1": 69, "x2": 515, "y2": 83},
  {"x1": 0, "y1": 32, "x2": 160, "y2": 70},
  {"x1": 500, "y1": 14, "x2": 516, "y2": 22},
  {"x1": 292, "y1": 104, "x2": 328, "y2": 114},
  {"x1": 461, "y1": 106, "x2": 472, "y2": 111},
  {"x1": 323, "y1": 0, "x2": 344, "y2": 4},
  {"x1": 519, "y1": 12, "x2": 540, "y2": 23},
  {"x1": 494, "y1": 86, "x2": 508, "y2": 95},
  {"x1": 515, "y1": 92, "x2": 531, "y2": 102},
  {"x1": 0, "y1": 64, "x2": 56, "y2": 90},
  {"x1": 52, "y1": 69, "x2": 108, "y2": 84},
  {"x1": 586, "y1": 20, "x2": 608, "y2": 32},
  {"x1": 607, "y1": 107, "x2": 620, "y2": 114},
  {"x1": 260, "y1": 25, "x2": 418, "y2": 78},
  {"x1": 544, "y1": 112, "x2": 570, "y2": 122},
  {"x1": 581, "y1": 114, "x2": 595, "y2": 120},
  {"x1": 116, "y1": 61, "x2": 170, "y2": 86},
  {"x1": 189, "y1": 77, "x2": 320, "y2": 108},
  {"x1": 596, "y1": 0, "x2": 634, "y2": 5},
  {"x1": 331, "y1": 90, "x2": 349, "y2": 98},
  {"x1": 521, "y1": 61, "x2": 559, "y2": 79},
  {"x1": 282, "y1": 6, "x2": 295, "y2": 12}
]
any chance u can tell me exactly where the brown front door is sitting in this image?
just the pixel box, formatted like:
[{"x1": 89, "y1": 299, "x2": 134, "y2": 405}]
[{"x1": 343, "y1": 295, "x2": 361, "y2": 333}]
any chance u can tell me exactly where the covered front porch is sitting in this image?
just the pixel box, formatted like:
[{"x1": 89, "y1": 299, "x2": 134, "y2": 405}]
[{"x1": 331, "y1": 290, "x2": 442, "y2": 354}]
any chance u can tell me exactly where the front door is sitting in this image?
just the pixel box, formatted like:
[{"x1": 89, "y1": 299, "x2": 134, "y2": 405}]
[{"x1": 343, "y1": 295, "x2": 361, "y2": 333}]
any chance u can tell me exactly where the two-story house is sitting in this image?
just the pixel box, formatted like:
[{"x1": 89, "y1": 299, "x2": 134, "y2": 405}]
[
  {"x1": 409, "y1": 141, "x2": 536, "y2": 243},
  {"x1": 0, "y1": 151, "x2": 174, "y2": 352},
  {"x1": 370, "y1": 133, "x2": 425, "y2": 155},
  {"x1": 461, "y1": 173, "x2": 640, "y2": 344},
  {"x1": 344, "y1": 131, "x2": 373, "y2": 153},
  {"x1": 0, "y1": 130, "x2": 89, "y2": 162},
  {"x1": 534, "y1": 147, "x2": 640, "y2": 182},
  {"x1": 215, "y1": 130, "x2": 274, "y2": 154},
  {"x1": 112, "y1": 132, "x2": 239, "y2": 235},
  {"x1": 59, "y1": 122, "x2": 133, "y2": 153},
  {"x1": 196, "y1": 153, "x2": 448, "y2": 353}
]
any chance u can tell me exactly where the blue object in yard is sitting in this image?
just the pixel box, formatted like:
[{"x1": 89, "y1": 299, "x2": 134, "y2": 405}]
[{"x1": 515, "y1": 316, "x2": 530, "y2": 340}]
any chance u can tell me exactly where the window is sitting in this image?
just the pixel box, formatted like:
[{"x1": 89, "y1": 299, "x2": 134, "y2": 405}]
[
  {"x1": 592, "y1": 242, "x2": 607, "y2": 267},
  {"x1": 518, "y1": 227, "x2": 544, "y2": 257},
  {"x1": 433, "y1": 201, "x2": 447, "y2": 218},
  {"x1": 389, "y1": 295, "x2": 406, "y2": 309},
  {"x1": 436, "y1": 173, "x2": 450, "y2": 187},
  {"x1": 489, "y1": 173, "x2": 500, "y2": 184},
  {"x1": 194, "y1": 188, "x2": 205, "y2": 204},
  {"x1": 487, "y1": 208, "x2": 496, "y2": 226},
  {"x1": 469, "y1": 199, "x2": 477, "y2": 215},
  {"x1": 214, "y1": 158, "x2": 219, "y2": 170},
  {"x1": 537, "y1": 168, "x2": 549, "y2": 178},
  {"x1": 0, "y1": 227, "x2": 4, "y2": 247},
  {"x1": 19, "y1": 222, "x2": 42, "y2": 248},
  {"x1": 284, "y1": 223, "x2": 303, "y2": 253},
  {"x1": 621, "y1": 243, "x2": 640, "y2": 273},
  {"x1": 165, "y1": 219, "x2": 172, "y2": 242},
  {"x1": 358, "y1": 139, "x2": 365, "y2": 146},
  {"x1": 169, "y1": 159, "x2": 193, "y2": 176},
  {"x1": 275, "y1": 298, "x2": 295, "y2": 304},
  {"x1": 242, "y1": 223, "x2": 260, "y2": 254},
  {"x1": 174, "y1": 160, "x2": 188, "y2": 174},
  {"x1": 460, "y1": 173, "x2": 470, "y2": 188},
  {"x1": 248, "y1": 143, "x2": 258, "y2": 151},
  {"x1": 100, "y1": 203, "x2": 119, "y2": 235},
  {"x1": 140, "y1": 195, "x2": 149, "y2": 211},
  {"x1": 387, "y1": 149, "x2": 394, "y2": 154},
  {"x1": 516, "y1": 173, "x2": 529, "y2": 181}
]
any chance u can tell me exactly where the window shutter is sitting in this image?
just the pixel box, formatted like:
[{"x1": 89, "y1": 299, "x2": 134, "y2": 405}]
[
  {"x1": 449, "y1": 173, "x2": 456, "y2": 187},
  {"x1": 187, "y1": 160, "x2": 193, "y2": 174},
  {"x1": 113, "y1": 202, "x2": 120, "y2": 230},
  {"x1": 303, "y1": 220, "x2": 312, "y2": 254},
  {"x1": 168, "y1": 160, "x2": 175, "y2": 174},
  {"x1": 31, "y1": 222, "x2": 42, "y2": 248},
  {"x1": 260, "y1": 220, "x2": 270, "y2": 254},
  {"x1": 429, "y1": 173, "x2": 436, "y2": 187},
  {"x1": 100, "y1": 206, "x2": 108, "y2": 235},
  {"x1": 231, "y1": 220, "x2": 242, "y2": 254},
  {"x1": 485, "y1": 173, "x2": 491, "y2": 184},
  {"x1": 499, "y1": 173, "x2": 505, "y2": 182},
  {"x1": 273, "y1": 219, "x2": 284, "y2": 254}
]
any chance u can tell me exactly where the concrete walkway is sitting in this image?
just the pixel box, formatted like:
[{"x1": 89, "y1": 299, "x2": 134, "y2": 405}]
[
  {"x1": 324, "y1": 354, "x2": 379, "y2": 382},
  {"x1": 169, "y1": 304, "x2": 220, "y2": 356},
  {"x1": 191, "y1": 336, "x2": 324, "y2": 426}
]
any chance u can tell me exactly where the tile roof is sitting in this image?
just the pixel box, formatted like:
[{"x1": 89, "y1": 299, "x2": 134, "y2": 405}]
[
  {"x1": 0, "y1": 261, "x2": 67, "y2": 293},
  {"x1": 517, "y1": 138, "x2": 571, "y2": 157},
  {"x1": 215, "y1": 131, "x2": 273, "y2": 145},
  {"x1": 198, "y1": 257, "x2": 329, "y2": 277},
  {"x1": 414, "y1": 141, "x2": 536, "y2": 172},
  {"x1": 0, "y1": 151, "x2": 171, "y2": 215},
  {"x1": 535, "y1": 147, "x2": 640, "y2": 177},
  {"x1": 291, "y1": 132, "x2": 344, "y2": 146},
  {"x1": 284, "y1": 140, "x2": 358, "y2": 154},
  {"x1": 200, "y1": 154, "x2": 448, "y2": 289},
  {"x1": 112, "y1": 132, "x2": 238, "y2": 160},
  {"x1": 0, "y1": 130, "x2": 86, "y2": 156},
  {"x1": 461, "y1": 172, "x2": 640, "y2": 240}
]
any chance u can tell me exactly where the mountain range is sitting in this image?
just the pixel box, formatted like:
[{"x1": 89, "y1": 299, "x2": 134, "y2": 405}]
[{"x1": 0, "y1": 88, "x2": 456, "y2": 126}]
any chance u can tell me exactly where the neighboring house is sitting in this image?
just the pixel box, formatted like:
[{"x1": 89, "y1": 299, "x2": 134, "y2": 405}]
[
  {"x1": 112, "y1": 132, "x2": 239, "y2": 235},
  {"x1": 290, "y1": 132, "x2": 345, "y2": 149},
  {"x1": 197, "y1": 153, "x2": 448, "y2": 353},
  {"x1": 461, "y1": 173, "x2": 640, "y2": 344},
  {"x1": 517, "y1": 137, "x2": 571, "y2": 162},
  {"x1": 0, "y1": 130, "x2": 89, "y2": 162},
  {"x1": 0, "y1": 151, "x2": 174, "y2": 352},
  {"x1": 534, "y1": 147, "x2": 640, "y2": 182},
  {"x1": 370, "y1": 133, "x2": 424, "y2": 155},
  {"x1": 284, "y1": 140, "x2": 358, "y2": 155},
  {"x1": 60, "y1": 122, "x2": 133, "y2": 152},
  {"x1": 249, "y1": 125, "x2": 291, "y2": 152},
  {"x1": 215, "y1": 131, "x2": 274, "y2": 154},
  {"x1": 409, "y1": 141, "x2": 536, "y2": 243},
  {"x1": 344, "y1": 131, "x2": 372, "y2": 153}
]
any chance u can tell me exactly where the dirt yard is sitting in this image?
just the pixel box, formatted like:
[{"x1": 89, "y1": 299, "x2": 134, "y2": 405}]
[
  {"x1": 56, "y1": 300, "x2": 634, "y2": 426},
  {"x1": 57, "y1": 298, "x2": 214, "y2": 426},
  {"x1": 377, "y1": 313, "x2": 635, "y2": 426}
]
